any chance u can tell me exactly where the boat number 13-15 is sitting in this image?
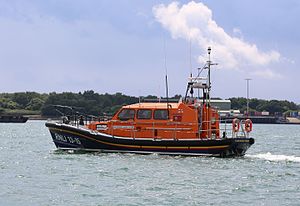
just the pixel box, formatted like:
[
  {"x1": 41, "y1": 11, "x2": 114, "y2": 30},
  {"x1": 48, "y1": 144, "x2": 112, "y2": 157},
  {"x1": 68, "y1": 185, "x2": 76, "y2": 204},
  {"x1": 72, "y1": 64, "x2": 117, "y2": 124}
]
[{"x1": 54, "y1": 133, "x2": 82, "y2": 145}]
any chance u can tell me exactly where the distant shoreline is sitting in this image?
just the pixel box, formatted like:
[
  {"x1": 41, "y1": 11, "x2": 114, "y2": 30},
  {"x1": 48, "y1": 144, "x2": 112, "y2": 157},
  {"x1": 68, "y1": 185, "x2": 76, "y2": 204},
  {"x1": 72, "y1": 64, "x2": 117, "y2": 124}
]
[{"x1": 1, "y1": 92, "x2": 300, "y2": 122}]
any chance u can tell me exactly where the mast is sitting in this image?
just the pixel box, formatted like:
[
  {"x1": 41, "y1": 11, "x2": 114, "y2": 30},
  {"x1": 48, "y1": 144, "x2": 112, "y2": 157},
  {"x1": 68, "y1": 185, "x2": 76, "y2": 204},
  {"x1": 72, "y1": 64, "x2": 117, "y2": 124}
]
[
  {"x1": 182, "y1": 46, "x2": 218, "y2": 138},
  {"x1": 164, "y1": 35, "x2": 170, "y2": 117},
  {"x1": 207, "y1": 47, "x2": 211, "y2": 106},
  {"x1": 206, "y1": 47, "x2": 218, "y2": 138},
  {"x1": 207, "y1": 47, "x2": 211, "y2": 137},
  {"x1": 206, "y1": 47, "x2": 218, "y2": 102}
]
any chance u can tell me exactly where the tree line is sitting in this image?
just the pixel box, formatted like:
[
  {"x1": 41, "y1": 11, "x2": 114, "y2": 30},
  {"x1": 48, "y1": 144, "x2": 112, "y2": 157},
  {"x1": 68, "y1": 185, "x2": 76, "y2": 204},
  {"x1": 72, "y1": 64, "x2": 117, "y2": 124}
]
[
  {"x1": 229, "y1": 97, "x2": 299, "y2": 114},
  {"x1": 0, "y1": 91, "x2": 299, "y2": 116},
  {"x1": 0, "y1": 92, "x2": 48, "y2": 115}
]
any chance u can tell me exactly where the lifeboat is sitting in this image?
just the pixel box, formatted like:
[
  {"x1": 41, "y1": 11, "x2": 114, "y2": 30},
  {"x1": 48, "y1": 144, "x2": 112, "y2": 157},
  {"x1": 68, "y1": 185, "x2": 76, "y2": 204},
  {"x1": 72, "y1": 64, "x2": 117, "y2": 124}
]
[{"x1": 45, "y1": 47, "x2": 254, "y2": 157}]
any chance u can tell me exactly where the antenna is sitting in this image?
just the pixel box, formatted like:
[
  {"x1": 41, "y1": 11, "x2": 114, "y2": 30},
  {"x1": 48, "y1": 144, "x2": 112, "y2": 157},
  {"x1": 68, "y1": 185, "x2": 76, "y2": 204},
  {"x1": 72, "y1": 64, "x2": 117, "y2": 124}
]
[
  {"x1": 163, "y1": 33, "x2": 170, "y2": 115},
  {"x1": 189, "y1": 36, "x2": 192, "y2": 75},
  {"x1": 164, "y1": 34, "x2": 167, "y2": 76},
  {"x1": 165, "y1": 74, "x2": 169, "y2": 104}
]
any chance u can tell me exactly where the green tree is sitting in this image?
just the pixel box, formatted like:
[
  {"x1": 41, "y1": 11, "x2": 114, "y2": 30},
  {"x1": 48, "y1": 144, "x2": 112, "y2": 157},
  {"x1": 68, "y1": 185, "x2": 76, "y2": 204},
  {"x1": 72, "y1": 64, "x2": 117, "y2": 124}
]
[{"x1": 26, "y1": 97, "x2": 45, "y2": 111}]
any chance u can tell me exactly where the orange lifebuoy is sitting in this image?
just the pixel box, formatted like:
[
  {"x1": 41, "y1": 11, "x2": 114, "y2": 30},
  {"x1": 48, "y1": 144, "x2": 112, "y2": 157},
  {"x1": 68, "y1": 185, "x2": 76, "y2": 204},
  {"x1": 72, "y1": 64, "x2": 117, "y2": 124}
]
[
  {"x1": 245, "y1": 119, "x2": 253, "y2": 133},
  {"x1": 232, "y1": 118, "x2": 240, "y2": 133}
]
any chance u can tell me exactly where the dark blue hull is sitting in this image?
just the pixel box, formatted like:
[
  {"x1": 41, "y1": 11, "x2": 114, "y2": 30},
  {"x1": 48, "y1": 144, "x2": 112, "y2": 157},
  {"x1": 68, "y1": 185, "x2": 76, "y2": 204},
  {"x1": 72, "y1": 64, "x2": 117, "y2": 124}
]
[{"x1": 45, "y1": 122, "x2": 254, "y2": 157}]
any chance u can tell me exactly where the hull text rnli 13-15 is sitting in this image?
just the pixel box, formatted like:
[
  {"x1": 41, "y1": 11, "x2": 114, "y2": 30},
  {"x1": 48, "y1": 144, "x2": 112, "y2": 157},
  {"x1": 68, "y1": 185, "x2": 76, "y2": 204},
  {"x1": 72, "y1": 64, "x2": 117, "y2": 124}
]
[{"x1": 45, "y1": 47, "x2": 254, "y2": 157}]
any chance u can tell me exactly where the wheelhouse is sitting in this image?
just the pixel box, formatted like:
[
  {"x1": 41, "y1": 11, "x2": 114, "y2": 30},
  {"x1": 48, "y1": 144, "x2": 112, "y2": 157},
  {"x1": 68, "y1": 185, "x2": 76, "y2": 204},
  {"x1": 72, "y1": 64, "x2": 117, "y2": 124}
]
[{"x1": 87, "y1": 101, "x2": 220, "y2": 140}]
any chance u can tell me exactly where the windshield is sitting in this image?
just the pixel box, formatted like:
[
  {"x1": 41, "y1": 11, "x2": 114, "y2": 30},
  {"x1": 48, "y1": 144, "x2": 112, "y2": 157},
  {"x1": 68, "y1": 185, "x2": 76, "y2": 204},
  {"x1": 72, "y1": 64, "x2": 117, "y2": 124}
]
[{"x1": 118, "y1": 109, "x2": 135, "y2": 121}]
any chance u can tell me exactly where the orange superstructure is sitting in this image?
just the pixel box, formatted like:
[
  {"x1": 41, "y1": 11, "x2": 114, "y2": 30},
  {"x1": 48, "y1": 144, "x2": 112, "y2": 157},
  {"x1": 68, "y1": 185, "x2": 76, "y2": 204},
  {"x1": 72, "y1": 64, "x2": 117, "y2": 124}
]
[{"x1": 87, "y1": 100, "x2": 220, "y2": 140}]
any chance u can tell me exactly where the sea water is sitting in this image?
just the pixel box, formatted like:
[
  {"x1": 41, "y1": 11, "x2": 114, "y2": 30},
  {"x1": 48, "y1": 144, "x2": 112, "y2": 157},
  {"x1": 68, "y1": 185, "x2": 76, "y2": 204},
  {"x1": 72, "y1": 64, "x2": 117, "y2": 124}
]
[{"x1": 0, "y1": 121, "x2": 299, "y2": 206}]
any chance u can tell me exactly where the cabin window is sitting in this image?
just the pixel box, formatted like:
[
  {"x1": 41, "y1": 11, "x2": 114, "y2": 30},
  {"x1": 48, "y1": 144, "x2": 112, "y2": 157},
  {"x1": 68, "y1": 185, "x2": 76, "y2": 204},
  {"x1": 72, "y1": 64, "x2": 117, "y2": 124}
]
[
  {"x1": 137, "y1": 109, "x2": 152, "y2": 119},
  {"x1": 154, "y1": 109, "x2": 169, "y2": 120},
  {"x1": 118, "y1": 109, "x2": 135, "y2": 121}
]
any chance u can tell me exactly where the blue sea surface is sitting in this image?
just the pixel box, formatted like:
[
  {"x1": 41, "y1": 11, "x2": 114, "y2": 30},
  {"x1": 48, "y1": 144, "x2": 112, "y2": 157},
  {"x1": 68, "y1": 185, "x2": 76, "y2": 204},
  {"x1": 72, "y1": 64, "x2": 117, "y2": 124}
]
[{"x1": 0, "y1": 121, "x2": 299, "y2": 205}]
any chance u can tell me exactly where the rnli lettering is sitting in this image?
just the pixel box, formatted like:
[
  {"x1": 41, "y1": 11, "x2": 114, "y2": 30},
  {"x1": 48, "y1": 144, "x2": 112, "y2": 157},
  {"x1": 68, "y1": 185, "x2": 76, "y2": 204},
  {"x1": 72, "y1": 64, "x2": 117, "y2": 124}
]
[
  {"x1": 96, "y1": 124, "x2": 108, "y2": 130},
  {"x1": 54, "y1": 133, "x2": 81, "y2": 145},
  {"x1": 113, "y1": 125, "x2": 134, "y2": 129}
]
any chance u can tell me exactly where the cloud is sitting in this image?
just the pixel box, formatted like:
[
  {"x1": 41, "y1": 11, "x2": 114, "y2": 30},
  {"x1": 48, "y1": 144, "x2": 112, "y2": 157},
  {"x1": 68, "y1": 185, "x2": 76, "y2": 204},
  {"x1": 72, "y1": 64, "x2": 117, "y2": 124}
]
[
  {"x1": 153, "y1": 1, "x2": 281, "y2": 70},
  {"x1": 253, "y1": 69, "x2": 283, "y2": 79}
]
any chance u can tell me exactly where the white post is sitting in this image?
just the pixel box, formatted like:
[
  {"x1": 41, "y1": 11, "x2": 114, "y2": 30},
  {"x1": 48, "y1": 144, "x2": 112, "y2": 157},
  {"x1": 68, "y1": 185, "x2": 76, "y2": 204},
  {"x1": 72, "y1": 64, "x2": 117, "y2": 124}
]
[{"x1": 245, "y1": 78, "x2": 252, "y2": 117}]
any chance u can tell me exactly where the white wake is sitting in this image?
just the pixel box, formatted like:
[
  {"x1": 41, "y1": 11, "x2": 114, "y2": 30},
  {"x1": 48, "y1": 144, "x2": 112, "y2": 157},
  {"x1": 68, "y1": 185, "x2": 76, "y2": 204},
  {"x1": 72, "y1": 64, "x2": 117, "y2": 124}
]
[{"x1": 246, "y1": 152, "x2": 300, "y2": 163}]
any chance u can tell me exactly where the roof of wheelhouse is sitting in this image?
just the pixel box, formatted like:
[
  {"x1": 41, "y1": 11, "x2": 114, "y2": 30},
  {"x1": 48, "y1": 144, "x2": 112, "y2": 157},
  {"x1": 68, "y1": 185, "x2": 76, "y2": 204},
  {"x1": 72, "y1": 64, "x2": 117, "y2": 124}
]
[{"x1": 123, "y1": 102, "x2": 180, "y2": 109}]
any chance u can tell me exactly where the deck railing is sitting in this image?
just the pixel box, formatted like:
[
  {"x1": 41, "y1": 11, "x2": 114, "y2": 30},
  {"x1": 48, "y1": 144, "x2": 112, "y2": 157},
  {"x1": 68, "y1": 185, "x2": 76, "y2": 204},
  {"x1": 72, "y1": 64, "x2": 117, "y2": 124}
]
[
  {"x1": 61, "y1": 116, "x2": 249, "y2": 139},
  {"x1": 107, "y1": 119, "x2": 248, "y2": 140}
]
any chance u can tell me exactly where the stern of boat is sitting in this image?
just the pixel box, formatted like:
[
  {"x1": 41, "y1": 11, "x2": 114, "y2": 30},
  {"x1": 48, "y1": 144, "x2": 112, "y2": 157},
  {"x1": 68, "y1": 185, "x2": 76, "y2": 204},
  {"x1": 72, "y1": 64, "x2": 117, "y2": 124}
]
[{"x1": 220, "y1": 137, "x2": 255, "y2": 157}]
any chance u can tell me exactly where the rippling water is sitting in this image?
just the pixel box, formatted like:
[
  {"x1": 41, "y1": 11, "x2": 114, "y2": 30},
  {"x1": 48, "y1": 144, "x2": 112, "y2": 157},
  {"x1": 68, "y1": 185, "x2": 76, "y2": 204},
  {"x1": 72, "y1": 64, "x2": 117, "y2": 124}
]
[{"x1": 0, "y1": 121, "x2": 299, "y2": 205}]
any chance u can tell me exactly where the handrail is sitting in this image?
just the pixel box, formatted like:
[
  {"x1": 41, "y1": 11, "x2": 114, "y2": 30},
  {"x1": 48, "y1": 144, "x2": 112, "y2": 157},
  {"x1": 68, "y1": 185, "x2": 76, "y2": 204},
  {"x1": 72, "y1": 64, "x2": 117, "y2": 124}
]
[
  {"x1": 102, "y1": 118, "x2": 249, "y2": 140},
  {"x1": 64, "y1": 115, "x2": 249, "y2": 140}
]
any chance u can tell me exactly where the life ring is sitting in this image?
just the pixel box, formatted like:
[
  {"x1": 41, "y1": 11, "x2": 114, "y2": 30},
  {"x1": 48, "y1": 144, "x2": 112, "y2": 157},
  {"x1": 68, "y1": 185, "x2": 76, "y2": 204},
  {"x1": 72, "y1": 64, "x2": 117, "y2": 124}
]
[
  {"x1": 245, "y1": 119, "x2": 253, "y2": 133},
  {"x1": 232, "y1": 118, "x2": 240, "y2": 133}
]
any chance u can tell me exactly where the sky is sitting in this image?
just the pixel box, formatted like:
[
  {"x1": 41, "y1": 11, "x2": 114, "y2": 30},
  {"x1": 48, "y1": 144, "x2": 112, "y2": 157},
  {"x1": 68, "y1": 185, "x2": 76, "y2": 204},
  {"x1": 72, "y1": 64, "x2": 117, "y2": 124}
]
[{"x1": 0, "y1": 0, "x2": 300, "y2": 103}]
